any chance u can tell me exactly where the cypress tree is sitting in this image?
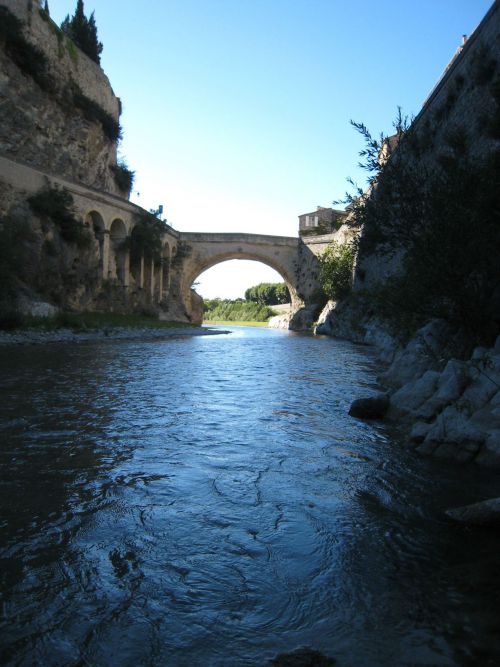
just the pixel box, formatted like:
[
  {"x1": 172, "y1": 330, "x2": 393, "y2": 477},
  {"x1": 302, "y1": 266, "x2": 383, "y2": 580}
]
[{"x1": 61, "y1": 0, "x2": 103, "y2": 65}]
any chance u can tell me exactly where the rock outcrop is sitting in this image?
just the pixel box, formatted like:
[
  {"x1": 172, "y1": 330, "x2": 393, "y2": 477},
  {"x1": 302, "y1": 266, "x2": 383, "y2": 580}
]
[{"x1": 0, "y1": 0, "x2": 122, "y2": 195}]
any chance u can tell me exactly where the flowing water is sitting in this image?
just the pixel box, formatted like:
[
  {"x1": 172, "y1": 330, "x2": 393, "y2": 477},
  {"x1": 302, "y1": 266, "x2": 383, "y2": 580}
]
[{"x1": 1, "y1": 326, "x2": 500, "y2": 666}]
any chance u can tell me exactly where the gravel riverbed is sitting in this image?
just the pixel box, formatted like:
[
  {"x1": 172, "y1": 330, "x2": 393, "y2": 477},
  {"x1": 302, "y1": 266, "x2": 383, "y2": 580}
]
[{"x1": 0, "y1": 326, "x2": 229, "y2": 346}]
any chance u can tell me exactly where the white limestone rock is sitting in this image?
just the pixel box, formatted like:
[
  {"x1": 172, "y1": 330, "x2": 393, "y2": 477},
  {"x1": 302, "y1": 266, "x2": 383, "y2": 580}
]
[
  {"x1": 409, "y1": 421, "x2": 433, "y2": 445},
  {"x1": 384, "y1": 320, "x2": 451, "y2": 387},
  {"x1": 476, "y1": 430, "x2": 500, "y2": 467},
  {"x1": 446, "y1": 496, "x2": 500, "y2": 525},
  {"x1": 389, "y1": 370, "x2": 441, "y2": 417},
  {"x1": 268, "y1": 314, "x2": 291, "y2": 330},
  {"x1": 17, "y1": 297, "x2": 58, "y2": 318},
  {"x1": 416, "y1": 359, "x2": 469, "y2": 420},
  {"x1": 427, "y1": 405, "x2": 484, "y2": 443},
  {"x1": 458, "y1": 352, "x2": 500, "y2": 413},
  {"x1": 433, "y1": 439, "x2": 481, "y2": 463},
  {"x1": 313, "y1": 301, "x2": 336, "y2": 336},
  {"x1": 363, "y1": 321, "x2": 398, "y2": 364}
]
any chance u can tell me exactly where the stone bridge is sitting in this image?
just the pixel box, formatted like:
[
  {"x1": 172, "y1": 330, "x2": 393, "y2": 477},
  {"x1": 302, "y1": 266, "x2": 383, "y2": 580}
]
[
  {"x1": 1, "y1": 154, "x2": 330, "y2": 326},
  {"x1": 172, "y1": 232, "x2": 322, "y2": 323}
]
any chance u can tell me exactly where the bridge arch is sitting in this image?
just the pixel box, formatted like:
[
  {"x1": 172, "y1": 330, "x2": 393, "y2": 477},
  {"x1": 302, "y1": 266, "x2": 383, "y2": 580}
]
[
  {"x1": 185, "y1": 252, "x2": 299, "y2": 305},
  {"x1": 176, "y1": 234, "x2": 303, "y2": 323}
]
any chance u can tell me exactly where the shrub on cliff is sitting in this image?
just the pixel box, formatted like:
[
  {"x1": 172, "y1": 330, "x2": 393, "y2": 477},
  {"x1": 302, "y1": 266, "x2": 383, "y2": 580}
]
[
  {"x1": 0, "y1": 7, "x2": 54, "y2": 93},
  {"x1": 342, "y1": 107, "x2": 500, "y2": 344},
  {"x1": 61, "y1": 0, "x2": 103, "y2": 65},
  {"x1": 28, "y1": 185, "x2": 90, "y2": 247},
  {"x1": 0, "y1": 216, "x2": 34, "y2": 295},
  {"x1": 111, "y1": 161, "x2": 135, "y2": 195},
  {"x1": 319, "y1": 240, "x2": 356, "y2": 301},
  {"x1": 70, "y1": 83, "x2": 122, "y2": 142},
  {"x1": 127, "y1": 212, "x2": 168, "y2": 264}
]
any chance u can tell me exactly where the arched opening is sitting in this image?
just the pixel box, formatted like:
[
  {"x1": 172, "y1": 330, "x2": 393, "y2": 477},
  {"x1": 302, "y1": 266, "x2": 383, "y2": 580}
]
[
  {"x1": 153, "y1": 262, "x2": 161, "y2": 302},
  {"x1": 129, "y1": 225, "x2": 143, "y2": 290},
  {"x1": 161, "y1": 242, "x2": 171, "y2": 302},
  {"x1": 86, "y1": 211, "x2": 106, "y2": 278},
  {"x1": 109, "y1": 218, "x2": 127, "y2": 285},
  {"x1": 192, "y1": 258, "x2": 296, "y2": 324}
]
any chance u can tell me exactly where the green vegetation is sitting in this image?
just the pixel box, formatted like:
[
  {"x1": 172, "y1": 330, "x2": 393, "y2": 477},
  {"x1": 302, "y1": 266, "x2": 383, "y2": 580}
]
[
  {"x1": 65, "y1": 37, "x2": 79, "y2": 64},
  {"x1": 61, "y1": 0, "x2": 102, "y2": 65},
  {"x1": 0, "y1": 6, "x2": 54, "y2": 93},
  {"x1": 342, "y1": 103, "x2": 500, "y2": 344},
  {"x1": 28, "y1": 185, "x2": 90, "y2": 247},
  {"x1": 111, "y1": 161, "x2": 135, "y2": 194},
  {"x1": 319, "y1": 240, "x2": 356, "y2": 301},
  {"x1": 0, "y1": 311, "x2": 195, "y2": 332},
  {"x1": 71, "y1": 83, "x2": 122, "y2": 142},
  {"x1": 128, "y1": 212, "x2": 168, "y2": 263},
  {"x1": 0, "y1": 7, "x2": 120, "y2": 144},
  {"x1": 204, "y1": 320, "x2": 269, "y2": 327},
  {"x1": 0, "y1": 216, "x2": 35, "y2": 327},
  {"x1": 203, "y1": 299, "x2": 276, "y2": 322},
  {"x1": 245, "y1": 282, "x2": 290, "y2": 305},
  {"x1": 39, "y1": 2, "x2": 50, "y2": 22}
]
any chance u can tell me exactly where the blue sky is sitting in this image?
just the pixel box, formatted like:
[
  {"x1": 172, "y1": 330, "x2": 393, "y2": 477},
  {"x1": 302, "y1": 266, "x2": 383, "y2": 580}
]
[{"x1": 47, "y1": 0, "x2": 493, "y2": 298}]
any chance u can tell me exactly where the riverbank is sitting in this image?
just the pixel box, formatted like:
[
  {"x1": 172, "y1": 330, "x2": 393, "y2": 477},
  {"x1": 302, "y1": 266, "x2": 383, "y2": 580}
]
[
  {"x1": 203, "y1": 320, "x2": 269, "y2": 327},
  {"x1": 0, "y1": 313, "x2": 229, "y2": 345},
  {"x1": 317, "y1": 301, "x2": 500, "y2": 469}
]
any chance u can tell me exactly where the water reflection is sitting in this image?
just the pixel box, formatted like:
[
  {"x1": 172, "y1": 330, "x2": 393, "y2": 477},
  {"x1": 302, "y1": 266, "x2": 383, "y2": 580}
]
[{"x1": 1, "y1": 328, "x2": 500, "y2": 666}]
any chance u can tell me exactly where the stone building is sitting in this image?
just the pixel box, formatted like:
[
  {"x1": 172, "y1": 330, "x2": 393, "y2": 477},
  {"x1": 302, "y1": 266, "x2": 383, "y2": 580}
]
[{"x1": 298, "y1": 206, "x2": 347, "y2": 236}]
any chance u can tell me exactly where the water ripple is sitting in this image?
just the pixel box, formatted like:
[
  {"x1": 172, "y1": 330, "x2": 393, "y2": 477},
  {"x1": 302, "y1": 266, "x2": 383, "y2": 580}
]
[{"x1": 2, "y1": 328, "x2": 500, "y2": 666}]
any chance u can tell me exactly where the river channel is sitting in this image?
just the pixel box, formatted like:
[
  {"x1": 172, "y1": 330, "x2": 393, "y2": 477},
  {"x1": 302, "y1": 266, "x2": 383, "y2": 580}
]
[{"x1": 1, "y1": 326, "x2": 500, "y2": 666}]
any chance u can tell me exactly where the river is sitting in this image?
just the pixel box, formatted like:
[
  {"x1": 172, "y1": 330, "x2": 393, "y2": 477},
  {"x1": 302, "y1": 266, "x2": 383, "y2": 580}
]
[{"x1": 1, "y1": 326, "x2": 500, "y2": 666}]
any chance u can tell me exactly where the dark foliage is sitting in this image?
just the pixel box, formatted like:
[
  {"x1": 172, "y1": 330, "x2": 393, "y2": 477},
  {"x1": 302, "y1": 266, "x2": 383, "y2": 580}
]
[
  {"x1": 345, "y1": 109, "x2": 500, "y2": 345},
  {"x1": 28, "y1": 185, "x2": 90, "y2": 247},
  {"x1": 0, "y1": 7, "x2": 54, "y2": 92},
  {"x1": 111, "y1": 161, "x2": 135, "y2": 194},
  {"x1": 128, "y1": 212, "x2": 168, "y2": 263},
  {"x1": 472, "y1": 44, "x2": 498, "y2": 86},
  {"x1": 245, "y1": 282, "x2": 290, "y2": 305},
  {"x1": 71, "y1": 83, "x2": 122, "y2": 141},
  {"x1": 0, "y1": 216, "x2": 34, "y2": 296},
  {"x1": 61, "y1": 0, "x2": 103, "y2": 65}
]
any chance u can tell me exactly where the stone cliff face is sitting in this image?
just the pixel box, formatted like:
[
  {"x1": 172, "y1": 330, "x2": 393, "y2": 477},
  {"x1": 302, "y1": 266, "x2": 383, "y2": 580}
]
[
  {"x1": 314, "y1": 2, "x2": 500, "y2": 467},
  {"x1": 0, "y1": 0, "x2": 122, "y2": 195}
]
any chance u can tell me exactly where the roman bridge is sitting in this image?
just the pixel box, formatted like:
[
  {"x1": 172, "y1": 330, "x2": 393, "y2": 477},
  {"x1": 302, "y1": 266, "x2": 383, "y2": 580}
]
[
  {"x1": 1, "y1": 154, "x2": 330, "y2": 326},
  {"x1": 171, "y1": 231, "x2": 323, "y2": 324}
]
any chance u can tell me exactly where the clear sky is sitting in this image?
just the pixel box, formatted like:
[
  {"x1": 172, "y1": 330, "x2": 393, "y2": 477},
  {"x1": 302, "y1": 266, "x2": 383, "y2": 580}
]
[{"x1": 47, "y1": 0, "x2": 493, "y2": 298}]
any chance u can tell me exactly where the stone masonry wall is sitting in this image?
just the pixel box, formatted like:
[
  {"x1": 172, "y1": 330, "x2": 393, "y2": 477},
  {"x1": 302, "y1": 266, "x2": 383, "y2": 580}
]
[
  {"x1": 354, "y1": 0, "x2": 500, "y2": 290},
  {"x1": 0, "y1": 0, "x2": 122, "y2": 195}
]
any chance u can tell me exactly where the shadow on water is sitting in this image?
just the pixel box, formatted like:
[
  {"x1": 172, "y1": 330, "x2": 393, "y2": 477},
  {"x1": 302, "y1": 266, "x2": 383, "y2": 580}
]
[{"x1": 1, "y1": 328, "x2": 500, "y2": 666}]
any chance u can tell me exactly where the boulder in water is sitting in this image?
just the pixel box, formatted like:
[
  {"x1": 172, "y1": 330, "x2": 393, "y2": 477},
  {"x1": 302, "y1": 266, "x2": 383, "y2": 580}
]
[{"x1": 349, "y1": 394, "x2": 389, "y2": 420}]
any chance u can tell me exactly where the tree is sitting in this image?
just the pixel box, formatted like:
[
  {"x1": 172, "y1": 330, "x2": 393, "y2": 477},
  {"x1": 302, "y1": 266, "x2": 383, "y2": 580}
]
[
  {"x1": 319, "y1": 240, "x2": 355, "y2": 301},
  {"x1": 61, "y1": 0, "x2": 103, "y2": 65},
  {"x1": 245, "y1": 282, "x2": 290, "y2": 305}
]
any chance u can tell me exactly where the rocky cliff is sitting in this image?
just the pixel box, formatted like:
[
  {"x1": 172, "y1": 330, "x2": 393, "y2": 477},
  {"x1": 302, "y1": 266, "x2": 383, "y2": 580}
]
[
  {"x1": 0, "y1": 0, "x2": 125, "y2": 196},
  {"x1": 315, "y1": 1, "x2": 500, "y2": 467}
]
